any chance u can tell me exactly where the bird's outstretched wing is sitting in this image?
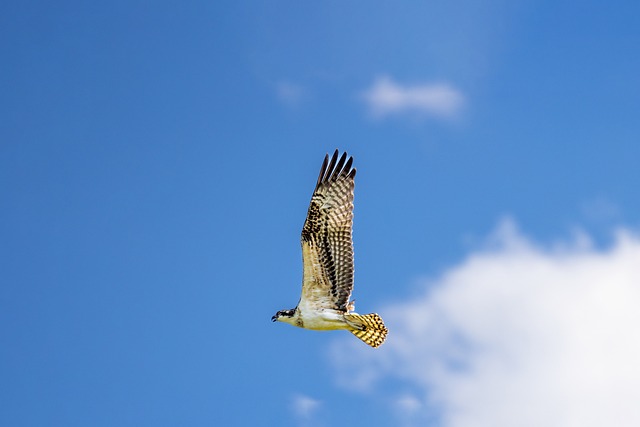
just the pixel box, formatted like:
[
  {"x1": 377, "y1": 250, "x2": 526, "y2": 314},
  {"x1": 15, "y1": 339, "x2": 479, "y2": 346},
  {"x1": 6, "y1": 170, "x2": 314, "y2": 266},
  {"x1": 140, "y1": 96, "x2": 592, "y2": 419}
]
[{"x1": 299, "y1": 150, "x2": 356, "y2": 312}]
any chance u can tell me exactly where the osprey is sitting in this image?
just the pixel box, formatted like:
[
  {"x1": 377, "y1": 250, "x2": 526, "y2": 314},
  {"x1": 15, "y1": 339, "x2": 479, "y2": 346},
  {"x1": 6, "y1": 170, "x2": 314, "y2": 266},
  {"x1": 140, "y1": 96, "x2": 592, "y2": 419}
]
[{"x1": 272, "y1": 150, "x2": 388, "y2": 348}]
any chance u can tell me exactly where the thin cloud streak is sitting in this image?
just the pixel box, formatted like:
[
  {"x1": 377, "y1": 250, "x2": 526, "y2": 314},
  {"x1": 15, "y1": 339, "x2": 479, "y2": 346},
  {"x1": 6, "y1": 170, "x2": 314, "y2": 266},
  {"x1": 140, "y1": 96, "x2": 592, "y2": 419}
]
[
  {"x1": 275, "y1": 81, "x2": 307, "y2": 107},
  {"x1": 331, "y1": 218, "x2": 640, "y2": 427},
  {"x1": 291, "y1": 394, "x2": 323, "y2": 427},
  {"x1": 361, "y1": 76, "x2": 465, "y2": 120}
]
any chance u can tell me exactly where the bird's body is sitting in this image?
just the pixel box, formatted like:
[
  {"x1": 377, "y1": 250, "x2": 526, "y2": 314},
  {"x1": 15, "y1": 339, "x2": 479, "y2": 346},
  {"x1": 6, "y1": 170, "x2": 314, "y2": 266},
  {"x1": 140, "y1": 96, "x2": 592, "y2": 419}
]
[
  {"x1": 277, "y1": 305, "x2": 349, "y2": 331},
  {"x1": 272, "y1": 150, "x2": 388, "y2": 348}
]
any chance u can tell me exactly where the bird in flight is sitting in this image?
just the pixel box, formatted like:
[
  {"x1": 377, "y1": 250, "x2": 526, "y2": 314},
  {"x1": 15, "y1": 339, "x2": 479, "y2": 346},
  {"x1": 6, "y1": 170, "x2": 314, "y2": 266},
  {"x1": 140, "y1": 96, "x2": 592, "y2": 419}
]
[{"x1": 272, "y1": 150, "x2": 388, "y2": 348}]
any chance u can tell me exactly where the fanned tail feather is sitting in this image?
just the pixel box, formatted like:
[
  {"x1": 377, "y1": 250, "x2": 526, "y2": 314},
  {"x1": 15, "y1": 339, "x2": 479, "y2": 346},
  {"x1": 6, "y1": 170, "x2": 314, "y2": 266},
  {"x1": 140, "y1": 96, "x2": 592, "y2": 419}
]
[{"x1": 344, "y1": 313, "x2": 388, "y2": 348}]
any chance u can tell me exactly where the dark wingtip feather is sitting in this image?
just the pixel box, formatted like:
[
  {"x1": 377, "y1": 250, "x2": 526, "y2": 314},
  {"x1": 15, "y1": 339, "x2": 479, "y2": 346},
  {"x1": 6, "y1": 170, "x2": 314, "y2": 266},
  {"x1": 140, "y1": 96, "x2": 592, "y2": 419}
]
[
  {"x1": 343, "y1": 156, "x2": 354, "y2": 177},
  {"x1": 332, "y1": 152, "x2": 348, "y2": 182},
  {"x1": 316, "y1": 153, "x2": 330, "y2": 188},
  {"x1": 316, "y1": 150, "x2": 356, "y2": 188},
  {"x1": 323, "y1": 150, "x2": 339, "y2": 184}
]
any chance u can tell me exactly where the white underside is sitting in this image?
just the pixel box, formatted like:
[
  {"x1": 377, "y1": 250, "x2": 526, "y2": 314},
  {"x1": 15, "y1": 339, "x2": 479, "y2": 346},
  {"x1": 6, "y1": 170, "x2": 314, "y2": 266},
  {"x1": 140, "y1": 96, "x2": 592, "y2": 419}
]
[{"x1": 282, "y1": 308, "x2": 354, "y2": 330}]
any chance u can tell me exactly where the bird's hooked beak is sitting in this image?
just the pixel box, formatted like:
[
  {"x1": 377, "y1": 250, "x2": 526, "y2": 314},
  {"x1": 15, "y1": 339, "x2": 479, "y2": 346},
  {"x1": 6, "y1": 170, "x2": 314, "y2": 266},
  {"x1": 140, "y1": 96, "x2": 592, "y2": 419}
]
[{"x1": 271, "y1": 314, "x2": 278, "y2": 322}]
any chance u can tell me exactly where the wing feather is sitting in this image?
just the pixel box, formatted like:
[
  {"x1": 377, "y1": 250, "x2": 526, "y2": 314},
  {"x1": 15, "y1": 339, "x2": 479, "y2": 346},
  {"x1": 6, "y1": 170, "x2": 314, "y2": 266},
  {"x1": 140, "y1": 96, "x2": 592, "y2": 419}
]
[{"x1": 299, "y1": 150, "x2": 356, "y2": 312}]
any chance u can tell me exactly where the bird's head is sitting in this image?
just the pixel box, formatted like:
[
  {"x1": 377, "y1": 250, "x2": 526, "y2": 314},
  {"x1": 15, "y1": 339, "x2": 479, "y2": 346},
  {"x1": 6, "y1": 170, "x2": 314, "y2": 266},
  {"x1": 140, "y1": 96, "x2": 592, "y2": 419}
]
[{"x1": 271, "y1": 308, "x2": 296, "y2": 324}]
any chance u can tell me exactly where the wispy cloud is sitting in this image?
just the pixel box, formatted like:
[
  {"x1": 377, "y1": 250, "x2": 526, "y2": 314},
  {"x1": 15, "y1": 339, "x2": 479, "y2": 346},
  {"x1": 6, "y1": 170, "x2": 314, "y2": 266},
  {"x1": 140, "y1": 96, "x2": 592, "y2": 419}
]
[
  {"x1": 581, "y1": 196, "x2": 622, "y2": 223},
  {"x1": 331, "y1": 218, "x2": 640, "y2": 427},
  {"x1": 291, "y1": 394, "x2": 322, "y2": 427},
  {"x1": 275, "y1": 81, "x2": 307, "y2": 107},
  {"x1": 361, "y1": 76, "x2": 465, "y2": 120}
]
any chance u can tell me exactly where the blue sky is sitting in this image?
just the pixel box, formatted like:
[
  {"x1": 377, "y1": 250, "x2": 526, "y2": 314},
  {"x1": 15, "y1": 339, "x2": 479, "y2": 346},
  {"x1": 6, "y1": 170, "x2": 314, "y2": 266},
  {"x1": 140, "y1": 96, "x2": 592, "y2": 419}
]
[{"x1": 2, "y1": 1, "x2": 640, "y2": 426}]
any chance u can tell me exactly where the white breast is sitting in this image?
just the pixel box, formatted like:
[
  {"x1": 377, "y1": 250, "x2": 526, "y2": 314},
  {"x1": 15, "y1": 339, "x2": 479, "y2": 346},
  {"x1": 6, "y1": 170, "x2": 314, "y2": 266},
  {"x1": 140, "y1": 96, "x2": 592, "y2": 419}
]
[{"x1": 298, "y1": 307, "x2": 350, "y2": 331}]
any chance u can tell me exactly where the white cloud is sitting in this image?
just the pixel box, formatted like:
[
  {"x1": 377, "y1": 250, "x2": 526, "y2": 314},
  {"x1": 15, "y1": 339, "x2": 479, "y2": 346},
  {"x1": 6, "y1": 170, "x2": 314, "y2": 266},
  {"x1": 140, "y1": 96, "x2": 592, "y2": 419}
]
[
  {"x1": 581, "y1": 196, "x2": 622, "y2": 223},
  {"x1": 361, "y1": 76, "x2": 465, "y2": 120},
  {"x1": 331, "y1": 219, "x2": 640, "y2": 427},
  {"x1": 291, "y1": 394, "x2": 322, "y2": 427},
  {"x1": 276, "y1": 81, "x2": 306, "y2": 107}
]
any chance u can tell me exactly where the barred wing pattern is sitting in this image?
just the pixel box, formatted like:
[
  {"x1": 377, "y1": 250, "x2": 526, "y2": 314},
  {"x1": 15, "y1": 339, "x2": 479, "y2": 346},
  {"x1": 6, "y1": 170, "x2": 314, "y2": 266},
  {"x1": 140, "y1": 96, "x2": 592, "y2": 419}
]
[{"x1": 299, "y1": 150, "x2": 356, "y2": 312}]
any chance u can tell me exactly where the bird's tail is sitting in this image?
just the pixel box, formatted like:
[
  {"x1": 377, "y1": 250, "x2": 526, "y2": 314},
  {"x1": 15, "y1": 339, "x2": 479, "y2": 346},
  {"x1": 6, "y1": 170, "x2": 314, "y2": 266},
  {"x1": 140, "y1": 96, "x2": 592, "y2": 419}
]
[{"x1": 344, "y1": 313, "x2": 388, "y2": 348}]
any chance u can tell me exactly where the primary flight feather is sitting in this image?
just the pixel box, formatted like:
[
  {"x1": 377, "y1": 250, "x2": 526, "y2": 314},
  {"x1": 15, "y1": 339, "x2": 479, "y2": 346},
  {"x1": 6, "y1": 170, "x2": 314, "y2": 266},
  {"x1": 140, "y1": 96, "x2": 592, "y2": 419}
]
[{"x1": 272, "y1": 150, "x2": 388, "y2": 348}]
